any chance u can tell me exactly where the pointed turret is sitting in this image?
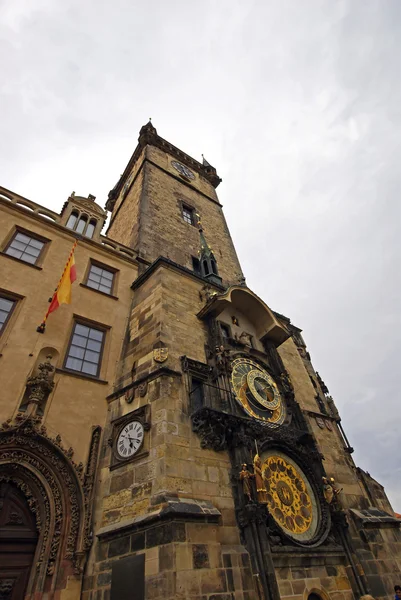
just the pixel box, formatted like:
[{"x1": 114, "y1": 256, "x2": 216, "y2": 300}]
[{"x1": 196, "y1": 213, "x2": 222, "y2": 285}]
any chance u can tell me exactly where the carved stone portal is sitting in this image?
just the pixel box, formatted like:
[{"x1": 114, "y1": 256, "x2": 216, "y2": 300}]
[{"x1": 0, "y1": 416, "x2": 101, "y2": 597}]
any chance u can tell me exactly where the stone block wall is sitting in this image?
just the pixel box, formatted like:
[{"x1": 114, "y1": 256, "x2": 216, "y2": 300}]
[{"x1": 108, "y1": 144, "x2": 243, "y2": 285}]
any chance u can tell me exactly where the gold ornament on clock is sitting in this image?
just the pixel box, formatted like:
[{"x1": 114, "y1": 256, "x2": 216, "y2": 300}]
[
  {"x1": 231, "y1": 358, "x2": 285, "y2": 425},
  {"x1": 261, "y1": 451, "x2": 319, "y2": 542}
]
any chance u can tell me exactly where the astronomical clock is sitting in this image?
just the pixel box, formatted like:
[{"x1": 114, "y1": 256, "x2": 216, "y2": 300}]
[
  {"x1": 231, "y1": 358, "x2": 285, "y2": 426},
  {"x1": 225, "y1": 354, "x2": 329, "y2": 548}
]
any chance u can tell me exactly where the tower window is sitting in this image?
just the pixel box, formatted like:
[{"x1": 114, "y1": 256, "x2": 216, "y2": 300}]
[
  {"x1": 182, "y1": 205, "x2": 194, "y2": 225},
  {"x1": 86, "y1": 263, "x2": 115, "y2": 295},
  {"x1": 64, "y1": 321, "x2": 105, "y2": 378},
  {"x1": 192, "y1": 257, "x2": 201, "y2": 275},
  {"x1": 5, "y1": 231, "x2": 45, "y2": 265},
  {"x1": 76, "y1": 215, "x2": 87, "y2": 234},
  {"x1": 85, "y1": 219, "x2": 97, "y2": 239},
  {"x1": 66, "y1": 212, "x2": 98, "y2": 238},
  {"x1": 219, "y1": 322, "x2": 231, "y2": 340},
  {"x1": 202, "y1": 260, "x2": 210, "y2": 275},
  {"x1": 66, "y1": 211, "x2": 79, "y2": 230},
  {"x1": 0, "y1": 295, "x2": 17, "y2": 335},
  {"x1": 211, "y1": 259, "x2": 218, "y2": 275}
]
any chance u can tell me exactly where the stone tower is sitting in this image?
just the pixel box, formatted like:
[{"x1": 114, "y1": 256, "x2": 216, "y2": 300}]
[{"x1": 86, "y1": 123, "x2": 401, "y2": 600}]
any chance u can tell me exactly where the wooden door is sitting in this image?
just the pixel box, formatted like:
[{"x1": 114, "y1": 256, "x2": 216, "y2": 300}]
[{"x1": 0, "y1": 482, "x2": 38, "y2": 600}]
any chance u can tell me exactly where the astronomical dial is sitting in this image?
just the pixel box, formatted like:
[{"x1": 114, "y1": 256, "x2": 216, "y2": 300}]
[
  {"x1": 171, "y1": 160, "x2": 195, "y2": 180},
  {"x1": 116, "y1": 421, "x2": 144, "y2": 459},
  {"x1": 231, "y1": 358, "x2": 285, "y2": 425},
  {"x1": 261, "y1": 450, "x2": 319, "y2": 542}
]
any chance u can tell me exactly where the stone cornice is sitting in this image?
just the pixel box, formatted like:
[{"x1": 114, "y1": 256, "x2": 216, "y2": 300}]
[
  {"x1": 106, "y1": 122, "x2": 221, "y2": 211},
  {"x1": 130, "y1": 256, "x2": 227, "y2": 292}
]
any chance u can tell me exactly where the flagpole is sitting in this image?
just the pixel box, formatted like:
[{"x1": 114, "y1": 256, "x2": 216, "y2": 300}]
[{"x1": 37, "y1": 240, "x2": 78, "y2": 333}]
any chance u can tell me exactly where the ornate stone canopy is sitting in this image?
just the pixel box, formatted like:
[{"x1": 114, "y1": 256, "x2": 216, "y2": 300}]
[{"x1": 197, "y1": 285, "x2": 290, "y2": 346}]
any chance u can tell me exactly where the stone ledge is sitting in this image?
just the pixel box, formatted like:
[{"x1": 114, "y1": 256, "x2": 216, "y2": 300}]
[
  {"x1": 97, "y1": 497, "x2": 221, "y2": 541},
  {"x1": 350, "y1": 507, "x2": 401, "y2": 528}
]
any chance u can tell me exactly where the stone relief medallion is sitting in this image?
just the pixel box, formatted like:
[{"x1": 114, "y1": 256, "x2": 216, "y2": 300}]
[
  {"x1": 315, "y1": 416, "x2": 325, "y2": 429},
  {"x1": 261, "y1": 450, "x2": 319, "y2": 543},
  {"x1": 325, "y1": 419, "x2": 333, "y2": 431},
  {"x1": 153, "y1": 348, "x2": 168, "y2": 363}
]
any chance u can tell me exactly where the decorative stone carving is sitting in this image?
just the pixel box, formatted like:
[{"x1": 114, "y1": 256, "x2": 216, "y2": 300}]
[
  {"x1": 0, "y1": 415, "x2": 101, "y2": 588},
  {"x1": 239, "y1": 464, "x2": 255, "y2": 503},
  {"x1": 24, "y1": 355, "x2": 55, "y2": 417},
  {"x1": 153, "y1": 347, "x2": 168, "y2": 363}
]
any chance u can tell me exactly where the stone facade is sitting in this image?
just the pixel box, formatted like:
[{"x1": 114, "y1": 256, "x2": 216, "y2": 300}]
[{"x1": 0, "y1": 123, "x2": 399, "y2": 600}]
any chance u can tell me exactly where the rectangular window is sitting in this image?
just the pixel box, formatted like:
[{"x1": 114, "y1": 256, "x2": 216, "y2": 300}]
[
  {"x1": 64, "y1": 322, "x2": 105, "y2": 378},
  {"x1": 86, "y1": 263, "x2": 115, "y2": 295},
  {"x1": 192, "y1": 256, "x2": 201, "y2": 275},
  {"x1": 5, "y1": 231, "x2": 45, "y2": 265},
  {"x1": 0, "y1": 295, "x2": 16, "y2": 334},
  {"x1": 190, "y1": 377, "x2": 205, "y2": 413},
  {"x1": 220, "y1": 322, "x2": 231, "y2": 340},
  {"x1": 182, "y1": 205, "x2": 194, "y2": 225}
]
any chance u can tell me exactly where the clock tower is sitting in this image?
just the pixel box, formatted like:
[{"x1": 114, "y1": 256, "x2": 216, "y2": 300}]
[{"x1": 85, "y1": 123, "x2": 400, "y2": 600}]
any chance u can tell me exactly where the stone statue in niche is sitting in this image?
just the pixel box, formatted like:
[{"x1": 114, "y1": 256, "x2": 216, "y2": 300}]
[
  {"x1": 239, "y1": 464, "x2": 255, "y2": 503},
  {"x1": 322, "y1": 476, "x2": 343, "y2": 509},
  {"x1": 239, "y1": 332, "x2": 252, "y2": 347},
  {"x1": 253, "y1": 454, "x2": 268, "y2": 504}
]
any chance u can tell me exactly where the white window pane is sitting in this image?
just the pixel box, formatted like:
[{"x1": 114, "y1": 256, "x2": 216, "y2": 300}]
[
  {"x1": 99, "y1": 284, "x2": 111, "y2": 294},
  {"x1": 29, "y1": 238, "x2": 44, "y2": 250},
  {"x1": 85, "y1": 223, "x2": 95, "y2": 238},
  {"x1": 90, "y1": 265, "x2": 103, "y2": 276},
  {"x1": 15, "y1": 233, "x2": 30, "y2": 244},
  {"x1": 87, "y1": 280, "x2": 100, "y2": 290},
  {"x1": 84, "y1": 349, "x2": 99, "y2": 363},
  {"x1": 66, "y1": 214, "x2": 78, "y2": 229},
  {"x1": 24, "y1": 245, "x2": 40, "y2": 257},
  {"x1": 87, "y1": 339, "x2": 102, "y2": 352},
  {"x1": 88, "y1": 328, "x2": 103, "y2": 342},
  {"x1": 0, "y1": 298, "x2": 14, "y2": 311},
  {"x1": 66, "y1": 357, "x2": 83, "y2": 371},
  {"x1": 75, "y1": 324, "x2": 90, "y2": 337},
  {"x1": 72, "y1": 335, "x2": 87, "y2": 348},
  {"x1": 10, "y1": 240, "x2": 27, "y2": 252},
  {"x1": 6, "y1": 247, "x2": 23, "y2": 259},
  {"x1": 88, "y1": 273, "x2": 101, "y2": 283},
  {"x1": 82, "y1": 361, "x2": 97, "y2": 375},
  {"x1": 22, "y1": 253, "x2": 37, "y2": 264},
  {"x1": 69, "y1": 346, "x2": 85, "y2": 359},
  {"x1": 102, "y1": 270, "x2": 114, "y2": 281},
  {"x1": 76, "y1": 218, "x2": 87, "y2": 234}
]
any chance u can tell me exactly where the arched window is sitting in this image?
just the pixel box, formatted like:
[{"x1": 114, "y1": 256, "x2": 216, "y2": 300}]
[
  {"x1": 211, "y1": 259, "x2": 218, "y2": 275},
  {"x1": 66, "y1": 211, "x2": 79, "y2": 230},
  {"x1": 75, "y1": 215, "x2": 87, "y2": 234},
  {"x1": 85, "y1": 219, "x2": 96, "y2": 239},
  {"x1": 203, "y1": 260, "x2": 210, "y2": 276}
]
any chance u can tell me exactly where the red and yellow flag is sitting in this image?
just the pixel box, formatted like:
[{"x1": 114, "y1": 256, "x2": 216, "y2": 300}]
[
  {"x1": 37, "y1": 241, "x2": 77, "y2": 332},
  {"x1": 48, "y1": 252, "x2": 76, "y2": 314}
]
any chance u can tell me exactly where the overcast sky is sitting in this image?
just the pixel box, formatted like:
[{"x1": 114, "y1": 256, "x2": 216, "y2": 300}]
[{"x1": 1, "y1": 0, "x2": 400, "y2": 508}]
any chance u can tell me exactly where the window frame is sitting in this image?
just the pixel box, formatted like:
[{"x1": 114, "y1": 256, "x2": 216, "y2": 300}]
[
  {"x1": 84, "y1": 260, "x2": 117, "y2": 297},
  {"x1": 219, "y1": 321, "x2": 232, "y2": 340},
  {"x1": 3, "y1": 227, "x2": 49, "y2": 267},
  {"x1": 63, "y1": 318, "x2": 108, "y2": 379},
  {"x1": 0, "y1": 291, "x2": 18, "y2": 337},
  {"x1": 182, "y1": 204, "x2": 194, "y2": 225}
]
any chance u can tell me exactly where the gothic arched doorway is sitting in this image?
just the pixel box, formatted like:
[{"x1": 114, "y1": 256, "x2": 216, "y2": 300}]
[{"x1": 0, "y1": 482, "x2": 38, "y2": 600}]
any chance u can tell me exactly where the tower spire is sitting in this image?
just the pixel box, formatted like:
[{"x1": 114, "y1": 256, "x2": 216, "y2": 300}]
[{"x1": 196, "y1": 213, "x2": 222, "y2": 285}]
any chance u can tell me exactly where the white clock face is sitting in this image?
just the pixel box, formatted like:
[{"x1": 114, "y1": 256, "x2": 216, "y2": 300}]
[
  {"x1": 116, "y1": 421, "x2": 144, "y2": 459},
  {"x1": 171, "y1": 160, "x2": 195, "y2": 180}
]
